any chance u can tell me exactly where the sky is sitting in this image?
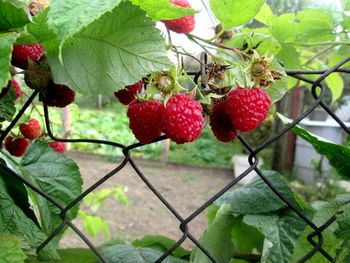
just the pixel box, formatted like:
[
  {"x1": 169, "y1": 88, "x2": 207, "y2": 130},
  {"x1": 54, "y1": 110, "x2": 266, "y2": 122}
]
[{"x1": 157, "y1": 0, "x2": 343, "y2": 54}]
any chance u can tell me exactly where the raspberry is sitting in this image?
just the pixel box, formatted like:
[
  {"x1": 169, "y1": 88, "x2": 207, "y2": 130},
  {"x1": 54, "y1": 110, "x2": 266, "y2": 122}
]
[
  {"x1": 225, "y1": 87, "x2": 271, "y2": 132},
  {"x1": 162, "y1": 0, "x2": 195, "y2": 34},
  {"x1": 114, "y1": 80, "x2": 143, "y2": 105},
  {"x1": 127, "y1": 100, "x2": 163, "y2": 144},
  {"x1": 0, "y1": 80, "x2": 21, "y2": 100},
  {"x1": 49, "y1": 141, "x2": 66, "y2": 154},
  {"x1": 12, "y1": 44, "x2": 45, "y2": 69},
  {"x1": 161, "y1": 94, "x2": 204, "y2": 144},
  {"x1": 19, "y1": 119, "x2": 41, "y2": 140},
  {"x1": 40, "y1": 83, "x2": 75, "y2": 108},
  {"x1": 4, "y1": 136, "x2": 29, "y2": 157},
  {"x1": 12, "y1": 80, "x2": 22, "y2": 99},
  {"x1": 210, "y1": 101, "x2": 238, "y2": 142}
]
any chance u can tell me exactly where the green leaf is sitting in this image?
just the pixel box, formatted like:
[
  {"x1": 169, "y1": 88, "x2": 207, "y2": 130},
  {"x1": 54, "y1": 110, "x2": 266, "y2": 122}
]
[
  {"x1": 268, "y1": 14, "x2": 297, "y2": 43},
  {"x1": 99, "y1": 244, "x2": 188, "y2": 263},
  {"x1": 268, "y1": 77, "x2": 289, "y2": 103},
  {"x1": 0, "y1": 86, "x2": 16, "y2": 122},
  {"x1": 231, "y1": 216, "x2": 264, "y2": 253},
  {"x1": 222, "y1": 32, "x2": 281, "y2": 55},
  {"x1": 325, "y1": 73, "x2": 344, "y2": 102},
  {"x1": 276, "y1": 46, "x2": 300, "y2": 69},
  {"x1": 209, "y1": 0, "x2": 265, "y2": 29},
  {"x1": 254, "y1": 3, "x2": 273, "y2": 25},
  {"x1": 244, "y1": 210, "x2": 307, "y2": 263},
  {"x1": 133, "y1": 235, "x2": 190, "y2": 259},
  {"x1": 47, "y1": 0, "x2": 122, "y2": 44},
  {"x1": 341, "y1": 0, "x2": 350, "y2": 10},
  {"x1": 26, "y1": 8, "x2": 56, "y2": 43},
  {"x1": 79, "y1": 210, "x2": 110, "y2": 239},
  {"x1": 289, "y1": 196, "x2": 350, "y2": 263},
  {"x1": 27, "y1": 248, "x2": 97, "y2": 263},
  {"x1": 191, "y1": 204, "x2": 235, "y2": 263},
  {"x1": 278, "y1": 114, "x2": 350, "y2": 179},
  {"x1": 295, "y1": 9, "x2": 335, "y2": 43},
  {"x1": 215, "y1": 171, "x2": 298, "y2": 215},
  {"x1": 328, "y1": 46, "x2": 350, "y2": 69},
  {"x1": 46, "y1": 2, "x2": 172, "y2": 95},
  {"x1": 290, "y1": 228, "x2": 340, "y2": 263},
  {"x1": 0, "y1": 32, "x2": 17, "y2": 88},
  {"x1": 131, "y1": 0, "x2": 197, "y2": 20},
  {"x1": 0, "y1": 233, "x2": 26, "y2": 263},
  {"x1": 20, "y1": 140, "x2": 83, "y2": 246},
  {"x1": 0, "y1": 166, "x2": 59, "y2": 260},
  {"x1": 0, "y1": 0, "x2": 30, "y2": 32},
  {"x1": 0, "y1": 158, "x2": 39, "y2": 227}
]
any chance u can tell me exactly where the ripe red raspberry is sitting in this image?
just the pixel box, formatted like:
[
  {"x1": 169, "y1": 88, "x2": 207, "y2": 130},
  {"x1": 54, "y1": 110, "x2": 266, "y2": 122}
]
[
  {"x1": 40, "y1": 83, "x2": 75, "y2": 107},
  {"x1": 4, "y1": 136, "x2": 29, "y2": 157},
  {"x1": 12, "y1": 44, "x2": 45, "y2": 69},
  {"x1": 127, "y1": 100, "x2": 163, "y2": 144},
  {"x1": 49, "y1": 141, "x2": 66, "y2": 154},
  {"x1": 12, "y1": 79, "x2": 22, "y2": 99},
  {"x1": 19, "y1": 119, "x2": 41, "y2": 140},
  {"x1": 0, "y1": 80, "x2": 21, "y2": 100},
  {"x1": 210, "y1": 100, "x2": 238, "y2": 142},
  {"x1": 225, "y1": 87, "x2": 271, "y2": 132},
  {"x1": 162, "y1": 0, "x2": 195, "y2": 34},
  {"x1": 161, "y1": 94, "x2": 204, "y2": 144},
  {"x1": 114, "y1": 80, "x2": 143, "y2": 105}
]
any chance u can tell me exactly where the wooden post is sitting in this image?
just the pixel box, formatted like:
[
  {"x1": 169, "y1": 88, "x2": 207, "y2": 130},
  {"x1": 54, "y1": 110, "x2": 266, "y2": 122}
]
[
  {"x1": 272, "y1": 85, "x2": 303, "y2": 174},
  {"x1": 161, "y1": 139, "x2": 170, "y2": 163}
]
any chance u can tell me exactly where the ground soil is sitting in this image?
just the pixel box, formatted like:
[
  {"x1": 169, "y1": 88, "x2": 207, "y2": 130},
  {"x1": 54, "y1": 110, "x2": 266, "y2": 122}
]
[{"x1": 60, "y1": 151, "x2": 233, "y2": 249}]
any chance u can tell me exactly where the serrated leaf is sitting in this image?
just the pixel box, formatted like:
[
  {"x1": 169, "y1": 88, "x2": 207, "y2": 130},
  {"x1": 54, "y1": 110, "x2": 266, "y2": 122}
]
[
  {"x1": 192, "y1": 204, "x2": 235, "y2": 263},
  {"x1": 231, "y1": 216, "x2": 264, "y2": 253},
  {"x1": 0, "y1": 233, "x2": 26, "y2": 263},
  {"x1": 255, "y1": 3, "x2": 273, "y2": 25},
  {"x1": 276, "y1": 46, "x2": 300, "y2": 69},
  {"x1": 0, "y1": 158, "x2": 39, "y2": 227},
  {"x1": 47, "y1": 0, "x2": 122, "y2": 44},
  {"x1": 131, "y1": 0, "x2": 197, "y2": 20},
  {"x1": 0, "y1": 32, "x2": 17, "y2": 88},
  {"x1": 268, "y1": 13, "x2": 297, "y2": 43},
  {"x1": 0, "y1": 0, "x2": 31, "y2": 32},
  {"x1": 278, "y1": 114, "x2": 350, "y2": 179},
  {"x1": 325, "y1": 73, "x2": 344, "y2": 102},
  {"x1": 133, "y1": 235, "x2": 190, "y2": 259},
  {"x1": 295, "y1": 9, "x2": 335, "y2": 43},
  {"x1": 244, "y1": 210, "x2": 307, "y2": 263},
  {"x1": 0, "y1": 86, "x2": 16, "y2": 122},
  {"x1": 99, "y1": 244, "x2": 188, "y2": 263},
  {"x1": 289, "y1": 196, "x2": 349, "y2": 263},
  {"x1": 268, "y1": 77, "x2": 289, "y2": 103},
  {"x1": 0, "y1": 163, "x2": 59, "y2": 260},
  {"x1": 215, "y1": 171, "x2": 298, "y2": 215},
  {"x1": 20, "y1": 140, "x2": 83, "y2": 247},
  {"x1": 46, "y1": 2, "x2": 172, "y2": 95},
  {"x1": 209, "y1": 0, "x2": 265, "y2": 29}
]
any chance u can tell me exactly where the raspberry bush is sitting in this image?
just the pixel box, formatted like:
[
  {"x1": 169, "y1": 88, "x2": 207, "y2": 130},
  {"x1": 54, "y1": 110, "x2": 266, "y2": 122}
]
[{"x1": 1, "y1": 0, "x2": 350, "y2": 262}]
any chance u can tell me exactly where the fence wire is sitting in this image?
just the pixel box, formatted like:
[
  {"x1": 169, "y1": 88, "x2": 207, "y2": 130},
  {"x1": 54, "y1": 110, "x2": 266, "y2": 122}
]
[{"x1": 1, "y1": 53, "x2": 350, "y2": 263}]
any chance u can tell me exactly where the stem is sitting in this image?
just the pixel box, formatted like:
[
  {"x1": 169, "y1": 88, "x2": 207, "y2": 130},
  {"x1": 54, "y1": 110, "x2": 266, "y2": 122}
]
[
  {"x1": 171, "y1": 47, "x2": 208, "y2": 68},
  {"x1": 284, "y1": 41, "x2": 350, "y2": 47},
  {"x1": 302, "y1": 46, "x2": 335, "y2": 67},
  {"x1": 187, "y1": 33, "x2": 250, "y2": 59}
]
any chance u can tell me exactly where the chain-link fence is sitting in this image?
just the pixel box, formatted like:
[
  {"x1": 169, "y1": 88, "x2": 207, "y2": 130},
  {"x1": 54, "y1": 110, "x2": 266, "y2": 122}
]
[{"x1": 1, "y1": 54, "x2": 350, "y2": 263}]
